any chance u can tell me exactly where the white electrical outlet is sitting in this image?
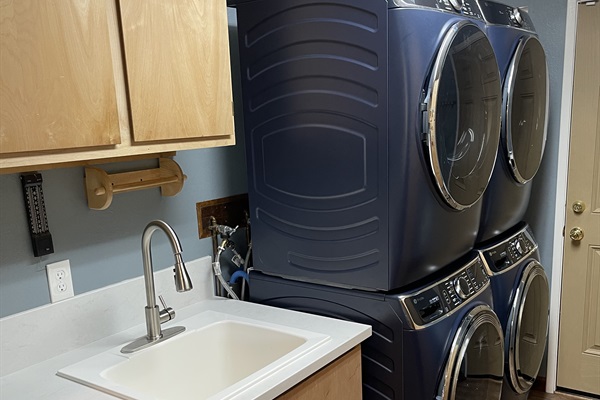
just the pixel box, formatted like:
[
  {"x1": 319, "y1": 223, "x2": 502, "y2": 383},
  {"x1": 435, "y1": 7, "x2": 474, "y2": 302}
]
[{"x1": 46, "y1": 260, "x2": 75, "y2": 302}]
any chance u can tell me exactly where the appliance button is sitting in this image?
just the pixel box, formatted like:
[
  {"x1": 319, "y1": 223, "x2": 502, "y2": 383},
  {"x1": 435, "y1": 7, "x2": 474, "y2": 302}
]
[{"x1": 466, "y1": 267, "x2": 474, "y2": 278}]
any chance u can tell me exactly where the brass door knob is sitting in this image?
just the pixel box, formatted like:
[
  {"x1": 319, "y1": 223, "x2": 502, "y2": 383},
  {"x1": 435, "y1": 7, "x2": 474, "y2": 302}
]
[
  {"x1": 569, "y1": 227, "x2": 584, "y2": 241},
  {"x1": 572, "y1": 201, "x2": 586, "y2": 214}
]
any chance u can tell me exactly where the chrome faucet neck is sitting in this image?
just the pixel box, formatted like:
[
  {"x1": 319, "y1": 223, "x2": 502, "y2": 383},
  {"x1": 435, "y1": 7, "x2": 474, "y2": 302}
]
[
  {"x1": 121, "y1": 220, "x2": 193, "y2": 354},
  {"x1": 141, "y1": 220, "x2": 190, "y2": 306}
]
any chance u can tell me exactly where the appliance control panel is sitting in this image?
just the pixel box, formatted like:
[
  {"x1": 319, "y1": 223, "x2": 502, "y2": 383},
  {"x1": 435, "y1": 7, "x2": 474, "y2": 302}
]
[
  {"x1": 482, "y1": 230, "x2": 535, "y2": 273},
  {"x1": 390, "y1": 0, "x2": 483, "y2": 19},
  {"x1": 403, "y1": 256, "x2": 489, "y2": 327},
  {"x1": 477, "y1": 0, "x2": 535, "y2": 31}
]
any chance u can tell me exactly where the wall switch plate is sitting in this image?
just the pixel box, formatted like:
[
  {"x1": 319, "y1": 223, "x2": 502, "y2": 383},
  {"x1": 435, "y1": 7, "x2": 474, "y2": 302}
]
[{"x1": 46, "y1": 260, "x2": 74, "y2": 302}]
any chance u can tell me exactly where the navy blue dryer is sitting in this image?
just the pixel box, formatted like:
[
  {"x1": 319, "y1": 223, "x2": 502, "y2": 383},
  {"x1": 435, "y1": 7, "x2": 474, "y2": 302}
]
[
  {"x1": 477, "y1": 222, "x2": 550, "y2": 400},
  {"x1": 476, "y1": 1, "x2": 549, "y2": 243},
  {"x1": 250, "y1": 253, "x2": 504, "y2": 400},
  {"x1": 229, "y1": 0, "x2": 502, "y2": 291}
]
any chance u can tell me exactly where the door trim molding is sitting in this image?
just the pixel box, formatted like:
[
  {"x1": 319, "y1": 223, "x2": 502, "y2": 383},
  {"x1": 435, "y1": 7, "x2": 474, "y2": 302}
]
[{"x1": 547, "y1": 0, "x2": 579, "y2": 393}]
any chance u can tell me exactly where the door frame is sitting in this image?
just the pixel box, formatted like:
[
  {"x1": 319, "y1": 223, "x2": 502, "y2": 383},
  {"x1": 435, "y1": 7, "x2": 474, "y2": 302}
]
[{"x1": 546, "y1": 0, "x2": 593, "y2": 393}]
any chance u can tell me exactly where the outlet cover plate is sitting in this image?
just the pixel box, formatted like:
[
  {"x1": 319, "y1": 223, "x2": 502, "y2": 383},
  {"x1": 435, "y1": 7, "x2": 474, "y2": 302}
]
[{"x1": 46, "y1": 260, "x2": 74, "y2": 302}]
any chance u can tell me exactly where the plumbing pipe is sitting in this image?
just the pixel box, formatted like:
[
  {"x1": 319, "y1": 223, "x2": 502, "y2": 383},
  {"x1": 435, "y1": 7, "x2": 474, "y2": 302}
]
[
  {"x1": 212, "y1": 260, "x2": 239, "y2": 300},
  {"x1": 241, "y1": 242, "x2": 252, "y2": 301},
  {"x1": 229, "y1": 269, "x2": 248, "y2": 284}
]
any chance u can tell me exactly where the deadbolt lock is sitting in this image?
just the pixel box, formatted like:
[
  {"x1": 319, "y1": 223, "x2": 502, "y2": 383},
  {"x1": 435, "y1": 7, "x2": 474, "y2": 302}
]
[
  {"x1": 569, "y1": 227, "x2": 584, "y2": 241},
  {"x1": 572, "y1": 201, "x2": 586, "y2": 214}
]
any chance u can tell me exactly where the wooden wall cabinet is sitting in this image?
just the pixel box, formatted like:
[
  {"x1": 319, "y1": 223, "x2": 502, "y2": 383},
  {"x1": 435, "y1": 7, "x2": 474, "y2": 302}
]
[
  {"x1": 0, "y1": 0, "x2": 235, "y2": 174},
  {"x1": 0, "y1": 1, "x2": 121, "y2": 154}
]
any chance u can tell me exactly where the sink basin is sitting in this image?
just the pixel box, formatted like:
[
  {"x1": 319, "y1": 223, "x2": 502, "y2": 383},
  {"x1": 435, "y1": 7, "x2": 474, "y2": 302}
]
[
  {"x1": 58, "y1": 311, "x2": 330, "y2": 400},
  {"x1": 104, "y1": 321, "x2": 307, "y2": 399}
]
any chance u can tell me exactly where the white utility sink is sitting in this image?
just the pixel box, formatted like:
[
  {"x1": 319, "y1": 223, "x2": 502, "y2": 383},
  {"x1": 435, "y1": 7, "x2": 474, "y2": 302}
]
[{"x1": 58, "y1": 310, "x2": 330, "y2": 400}]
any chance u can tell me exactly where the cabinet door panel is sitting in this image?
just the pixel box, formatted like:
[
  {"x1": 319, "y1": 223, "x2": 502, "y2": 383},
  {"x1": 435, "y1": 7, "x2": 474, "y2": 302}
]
[
  {"x1": 119, "y1": 0, "x2": 234, "y2": 142},
  {"x1": 0, "y1": 0, "x2": 120, "y2": 154}
]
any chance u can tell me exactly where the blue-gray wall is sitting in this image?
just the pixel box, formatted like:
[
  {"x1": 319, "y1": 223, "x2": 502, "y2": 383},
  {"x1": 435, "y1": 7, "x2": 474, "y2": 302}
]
[
  {"x1": 0, "y1": 9, "x2": 247, "y2": 318},
  {"x1": 0, "y1": 148, "x2": 247, "y2": 318}
]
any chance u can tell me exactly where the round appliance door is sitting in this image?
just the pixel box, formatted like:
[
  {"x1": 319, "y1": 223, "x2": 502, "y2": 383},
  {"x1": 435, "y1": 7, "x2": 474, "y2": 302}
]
[
  {"x1": 426, "y1": 22, "x2": 502, "y2": 210},
  {"x1": 438, "y1": 305, "x2": 505, "y2": 400},
  {"x1": 507, "y1": 261, "x2": 550, "y2": 393},
  {"x1": 504, "y1": 36, "x2": 548, "y2": 184}
]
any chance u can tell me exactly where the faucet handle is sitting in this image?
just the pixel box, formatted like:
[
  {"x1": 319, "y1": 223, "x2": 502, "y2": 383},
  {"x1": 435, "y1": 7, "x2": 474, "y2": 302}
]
[
  {"x1": 158, "y1": 295, "x2": 176, "y2": 323},
  {"x1": 158, "y1": 295, "x2": 168, "y2": 308}
]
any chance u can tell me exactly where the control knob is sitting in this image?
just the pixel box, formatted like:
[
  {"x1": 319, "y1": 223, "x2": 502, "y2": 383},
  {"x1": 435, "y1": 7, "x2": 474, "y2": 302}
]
[
  {"x1": 454, "y1": 276, "x2": 471, "y2": 299},
  {"x1": 448, "y1": 0, "x2": 463, "y2": 12},
  {"x1": 510, "y1": 8, "x2": 524, "y2": 26},
  {"x1": 514, "y1": 239, "x2": 525, "y2": 256}
]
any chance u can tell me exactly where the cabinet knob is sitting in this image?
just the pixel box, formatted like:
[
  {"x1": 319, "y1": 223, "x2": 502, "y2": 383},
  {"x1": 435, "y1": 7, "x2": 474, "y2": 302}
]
[{"x1": 569, "y1": 227, "x2": 584, "y2": 242}]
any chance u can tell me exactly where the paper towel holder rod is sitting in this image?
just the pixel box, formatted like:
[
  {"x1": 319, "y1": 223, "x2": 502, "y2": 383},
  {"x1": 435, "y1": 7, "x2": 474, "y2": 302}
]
[{"x1": 84, "y1": 158, "x2": 186, "y2": 210}]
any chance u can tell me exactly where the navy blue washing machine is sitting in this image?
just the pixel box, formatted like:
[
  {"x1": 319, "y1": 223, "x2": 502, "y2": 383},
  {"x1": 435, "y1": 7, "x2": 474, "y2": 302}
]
[
  {"x1": 475, "y1": 1, "x2": 549, "y2": 244},
  {"x1": 250, "y1": 253, "x2": 505, "y2": 400},
  {"x1": 477, "y1": 222, "x2": 550, "y2": 400},
  {"x1": 229, "y1": 0, "x2": 502, "y2": 291}
]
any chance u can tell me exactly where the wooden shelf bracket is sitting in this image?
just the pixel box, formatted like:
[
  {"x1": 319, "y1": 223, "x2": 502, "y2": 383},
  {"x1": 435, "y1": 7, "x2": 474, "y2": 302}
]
[{"x1": 85, "y1": 158, "x2": 186, "y2": 210}]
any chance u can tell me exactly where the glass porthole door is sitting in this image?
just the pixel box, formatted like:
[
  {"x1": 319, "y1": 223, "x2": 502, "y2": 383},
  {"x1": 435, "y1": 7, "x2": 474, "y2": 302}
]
[
  {"x1": 504, "y1": 36, "x2": 549, "y2": 184},
  {"x1": 438, "y1": 305, "x2": 505, "y2": 400},
  {"x1": 425, "y1": 22, "x2": 502, "y2": 210},
  {"x1": 507, "y1": 262, "x2": 550, "y2": 393}
]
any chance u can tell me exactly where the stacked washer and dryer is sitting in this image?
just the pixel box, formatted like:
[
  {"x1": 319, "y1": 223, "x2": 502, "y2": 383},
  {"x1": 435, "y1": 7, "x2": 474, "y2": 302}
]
[
  {"x1": 228, "y1": 0, "x2": 549, "y2": 399},
  {"x1": 476, "y1": 2, "x2": 551, "y2": 399}
]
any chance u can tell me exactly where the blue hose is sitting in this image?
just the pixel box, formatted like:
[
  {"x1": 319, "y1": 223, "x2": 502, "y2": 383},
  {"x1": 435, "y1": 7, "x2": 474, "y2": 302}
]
[{"x1": 229, "y1": 269, "x2": 249, "y2": 284}]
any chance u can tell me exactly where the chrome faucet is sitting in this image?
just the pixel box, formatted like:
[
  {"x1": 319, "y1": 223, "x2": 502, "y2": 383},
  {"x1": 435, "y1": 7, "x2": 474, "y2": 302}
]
[{"x1": 121, "y1": 220, "x2": 193, "y2": 353}]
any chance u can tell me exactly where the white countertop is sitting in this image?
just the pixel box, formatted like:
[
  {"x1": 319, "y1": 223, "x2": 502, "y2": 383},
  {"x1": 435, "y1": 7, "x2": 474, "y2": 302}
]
[{"x1": 0, "y1": 257, "x2": 370, "y2": 400}]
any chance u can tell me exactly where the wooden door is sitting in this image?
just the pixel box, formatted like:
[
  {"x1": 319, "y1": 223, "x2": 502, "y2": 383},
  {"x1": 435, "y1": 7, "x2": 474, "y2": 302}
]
[
  {"x1": 118, "y1": 0, "x2": 234, "y2": 143},
  {"x1": 557, "y1": 2, "x2": 600, "y2": 396},
  {"x1": 0, "y1": 0, "x2": 120, "y2": 154}
]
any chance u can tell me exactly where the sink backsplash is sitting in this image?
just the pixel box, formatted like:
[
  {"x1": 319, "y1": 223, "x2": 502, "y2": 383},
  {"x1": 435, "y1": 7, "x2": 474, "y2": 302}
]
[{"x1": 0, "y1": 256, "x2": 214, "y2": 377}]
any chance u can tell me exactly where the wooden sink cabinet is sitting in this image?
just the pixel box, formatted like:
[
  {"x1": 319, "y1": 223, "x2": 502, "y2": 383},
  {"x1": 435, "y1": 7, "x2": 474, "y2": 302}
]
[{"x1": 277, "y1": 345, "x2": 363, "y2": 400}]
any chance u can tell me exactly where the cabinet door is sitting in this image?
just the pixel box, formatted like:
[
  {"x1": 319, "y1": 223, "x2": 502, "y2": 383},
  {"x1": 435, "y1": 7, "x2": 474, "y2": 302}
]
[
  {"x1": 119, "y1": 0, "x2": 234, "y2": 143},
  {"x1": 0, "y1": 0, "x2": 120, "y2": 154}
]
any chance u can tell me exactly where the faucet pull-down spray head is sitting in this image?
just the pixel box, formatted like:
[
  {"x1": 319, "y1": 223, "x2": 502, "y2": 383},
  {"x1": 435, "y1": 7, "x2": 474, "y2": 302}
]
[{"x1": 173, "y1": 252, "x2": 192, "y2": 292}]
